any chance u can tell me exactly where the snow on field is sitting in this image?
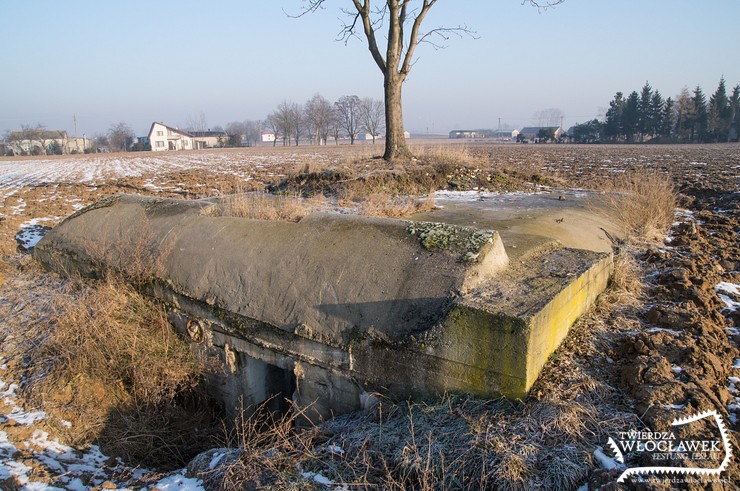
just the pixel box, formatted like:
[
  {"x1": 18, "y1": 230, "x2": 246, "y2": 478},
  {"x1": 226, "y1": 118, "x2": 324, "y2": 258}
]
[{"x1": 0, "y1": 151, "x2": 320, "y2": 204}]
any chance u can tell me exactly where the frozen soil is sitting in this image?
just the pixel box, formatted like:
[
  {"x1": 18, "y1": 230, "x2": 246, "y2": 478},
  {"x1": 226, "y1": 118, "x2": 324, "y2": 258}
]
[{"x1": 0, "y1": 143, "x2": 738, "y2": 489}]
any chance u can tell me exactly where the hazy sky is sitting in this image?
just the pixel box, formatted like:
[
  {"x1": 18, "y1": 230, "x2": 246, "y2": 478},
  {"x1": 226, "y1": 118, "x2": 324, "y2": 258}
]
[{"x1": 2, "y1": 0, "x2": 739, "y2": 137}]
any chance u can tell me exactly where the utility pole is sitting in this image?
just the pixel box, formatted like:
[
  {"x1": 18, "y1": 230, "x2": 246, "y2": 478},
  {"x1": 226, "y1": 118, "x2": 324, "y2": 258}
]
[{"x1": 73, "y1": 113, "x2": 77, "y2": 137}]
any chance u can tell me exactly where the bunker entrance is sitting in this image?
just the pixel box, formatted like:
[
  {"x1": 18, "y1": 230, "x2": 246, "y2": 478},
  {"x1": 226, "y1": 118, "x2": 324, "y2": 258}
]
[{"x1": 227, "y1": 349, "x2": 297, "y2": 421}]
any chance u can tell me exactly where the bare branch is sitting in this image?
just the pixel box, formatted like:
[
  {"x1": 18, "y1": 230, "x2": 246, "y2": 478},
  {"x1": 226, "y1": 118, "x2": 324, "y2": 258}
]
[
  {"x1": 522, "y1": 0, "x2": 565, "y2": 12},
  {"x1": 399, "y1": 0, "x2": 436, "y2": 76},
  {"x1": 417, "y1": 24, "x2": 478, "y2": 51},
  {"x1": 336, "y1": 9, "x2": 363, "y2": 43},
  {"x1": 353, "y1": 0, "x2": 387, "y2": 73},
  {"x1": 285, "y1": 0, "x2": 327, "y2": 18}
]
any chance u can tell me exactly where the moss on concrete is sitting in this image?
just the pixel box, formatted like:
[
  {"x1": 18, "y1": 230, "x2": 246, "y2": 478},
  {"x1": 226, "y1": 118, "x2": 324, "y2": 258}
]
[{"x1": 406, "y1": 222, "x2": 494, "y2": 263}]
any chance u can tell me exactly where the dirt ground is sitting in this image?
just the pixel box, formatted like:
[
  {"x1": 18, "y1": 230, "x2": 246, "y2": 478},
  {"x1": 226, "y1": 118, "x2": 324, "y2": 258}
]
[{"x1": 0, "y1": 142, "x2": 738, "y2": 489}]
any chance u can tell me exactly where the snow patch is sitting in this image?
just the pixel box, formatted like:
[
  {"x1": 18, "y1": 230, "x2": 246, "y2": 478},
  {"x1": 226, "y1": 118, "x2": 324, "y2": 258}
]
[
  {"x1": 151, "y1": 471, "x2": 205, "y2": 490},
  {"x1": 15, "y1": 224, "x2": 51, "y2": 251},
  {"x1": 5, "y1": 407, "x2": 46, "y2": 425},
  {"x1": 663, "y1": 404, "x2": 687, "y2": 410},
  {"x1": 593, "y1": 447, "x2": 620, "y2": 470},
  {"x1": 327, "y1": 444, "x2": 345, "y2": 456},
  {"x1": 715, "y1": 282, "x2": 739, "y2": 312}
]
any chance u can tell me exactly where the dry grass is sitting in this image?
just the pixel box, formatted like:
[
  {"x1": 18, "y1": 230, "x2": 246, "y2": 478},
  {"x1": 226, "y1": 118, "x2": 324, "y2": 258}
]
[
  {"x1": 207, "y1": 191, "x2": 320, "y2": 222},
  {"x1": 608, "y1": 250, "x2": 644, "y2": 301},
  {"x1": 338, "y1": 187, "x2": 437, "y2": 218},
  {"x1": 6, "y1": 267, "x2": 221, "y2": 468},
  {"x1": 203, "y1": 390, "x2": 617, "y2": 490},
  {"x1": 409, "y1": 144, "x2": 486, "y2": 168},
  {"x1": 0, "y1": 258, "x2": 9, "y2": 286},
  {"x1": 597, "y1": 169, "x2": 677, "y2": 242}
]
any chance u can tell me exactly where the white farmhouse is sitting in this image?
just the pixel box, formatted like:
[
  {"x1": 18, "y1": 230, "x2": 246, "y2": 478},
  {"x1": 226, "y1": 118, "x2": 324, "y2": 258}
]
[{"x1": 149, "y1": 122, "x2": 194, "y2": 151}]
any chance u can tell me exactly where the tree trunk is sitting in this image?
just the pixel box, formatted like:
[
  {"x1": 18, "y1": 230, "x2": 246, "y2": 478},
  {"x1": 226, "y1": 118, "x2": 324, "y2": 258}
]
[{"x1": 383, "y1": 73, "x2": 410, "y2": 160}]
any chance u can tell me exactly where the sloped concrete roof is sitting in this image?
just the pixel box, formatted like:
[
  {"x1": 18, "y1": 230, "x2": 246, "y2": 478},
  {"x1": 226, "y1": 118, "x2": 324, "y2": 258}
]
[{"x1": 35, "y1": 193, "x2": 612, "y2": 417}]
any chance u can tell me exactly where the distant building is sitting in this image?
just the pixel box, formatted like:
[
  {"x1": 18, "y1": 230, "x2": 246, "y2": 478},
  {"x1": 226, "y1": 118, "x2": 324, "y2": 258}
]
[
  {"x1": 191, "y1": 130, "x2": 229, "y2": 149},
  {"x1": 449, "y1": 130, "x2": 482, "y2": 139},
  {"x1": 5, "y1": 129, "x2": 92, "y2": 155},
  {"x1": 66, "y1": 136, "x2": 92, "y2": 154},
  {"x1": 261, "y1": 131, "x2": 276, "y2": 143},
  {"x1": 132, "y1": 136, "x2": 151, "y2": 152},
  {"x1": 516, "y1": 126, "x2": 565, "y2": 142},
  {"x1": 149, "y1": 122, "x2": 194, "y2": 151},
  {"x1": 356, "y1": 132, "x2": 382, "y2": 142},
  {"x1": 449, "y1": 129, "x2": 513, "y2": 140}
]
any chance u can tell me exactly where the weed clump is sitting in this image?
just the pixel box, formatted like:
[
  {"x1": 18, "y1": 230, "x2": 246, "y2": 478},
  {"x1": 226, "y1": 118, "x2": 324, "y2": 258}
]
[
  {"x1": 23, "y1": 274, "x2": 219, "y2": 468},
  {"x1": 203, "y1": 394, "x2": 603, "y2": 490},
  {"x1": 597, "y1": 169, "x2": 677, "y2": 242},
  {"x1": 204, "y1": 191, "x2": 318, "y2": 222}
]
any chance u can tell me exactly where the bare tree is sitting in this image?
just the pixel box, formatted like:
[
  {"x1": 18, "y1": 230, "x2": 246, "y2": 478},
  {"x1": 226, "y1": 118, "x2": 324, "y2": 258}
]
[
  {"x1": 273, "y1": 103, "x2": 291, "y2": 147},
  {"x1": 288, "y1": 103, "x2": 305, "y2": 146},
  {"x1": 265, "y1": 113, "x2": 282, "y2": 147},
  {"x1": 92, "y1": 134, "x2": 109, "y2": 153},
  {"x1": 359, "y1": 97, "x2": 385, "y2": 144},
  {"x1": 330, "y1": 110, "x2": 343, "y2": 145},
  {"x1": 225, "y1": 121, "x2": 246, "y2": 147},
  {"x1": 304, "y1": 94, "x2": 334, "y2": 145},
  {"x1": 224, "y1": 120, "x2": 262, "y2": 147},
  {"x1": 8, "y1": 124, "x2": 53, "y2": 155},
  {"x1": 298, "y1": 1, "x2": 562, "y2": 160},
  {"x1": 108, "y1": 122, "x2": 134, "y2": 152},
  {"x1": 269, "y1": 102, "x2": 303, "y2": 146},
  {"x1": 534, "y1": 108, "x2": 564, "y2": 128},
  {"x1": 34, "y1": 125, "x2": 59, "y2": 155},
  {"x1": 335, "y1": 95, "x2": 362, "y2": 144},
  {"x1": 244, "y1": 120, "x2": 262, "y2": 146},
  {"x1": 185, "y1": 111, "x2": 208, "y2": 133}
]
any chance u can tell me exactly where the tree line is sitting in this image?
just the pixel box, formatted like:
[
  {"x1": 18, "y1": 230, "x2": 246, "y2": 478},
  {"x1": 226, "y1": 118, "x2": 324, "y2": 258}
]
[
  {"x1": 1, "y1": 93, "x2": 384, "y2": 155},
  {"x1": 570, "y1": 77, "x2": 739, "y2": 144},
  {"x1": 260, "y1": 94, "x2": 384, "y2": 147},
  {"x1": 222, "y1": 94, "x2": 384, "y2": 148}
]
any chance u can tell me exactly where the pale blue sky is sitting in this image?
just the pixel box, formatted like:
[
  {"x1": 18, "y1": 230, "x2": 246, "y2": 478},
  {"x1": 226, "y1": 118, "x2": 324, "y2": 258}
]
[{"x1": 1, "y1": 0, "x2": 739, "y2": 137}]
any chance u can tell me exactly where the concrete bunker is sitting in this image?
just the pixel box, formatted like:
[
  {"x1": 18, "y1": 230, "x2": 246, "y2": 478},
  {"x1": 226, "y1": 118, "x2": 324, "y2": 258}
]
[{"x1": 34, "y1": 193, "x2": 614, "y2": 422}]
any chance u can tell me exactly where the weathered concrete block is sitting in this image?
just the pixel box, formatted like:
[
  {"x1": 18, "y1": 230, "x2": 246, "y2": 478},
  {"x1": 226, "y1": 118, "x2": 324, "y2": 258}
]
[{"x1": 35, "y1": 194, "x2": 612, "y2": 420}]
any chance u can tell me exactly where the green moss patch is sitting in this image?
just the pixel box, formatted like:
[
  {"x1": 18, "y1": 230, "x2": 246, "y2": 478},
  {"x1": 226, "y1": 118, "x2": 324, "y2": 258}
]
[{"x1": 406, "y1": 221, "x2": 493, "y2": 262}]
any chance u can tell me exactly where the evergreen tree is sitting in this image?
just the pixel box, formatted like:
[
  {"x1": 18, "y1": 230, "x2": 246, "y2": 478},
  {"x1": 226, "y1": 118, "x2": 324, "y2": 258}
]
[
  {"x1": 569, "y1": 119, "x2": 602, "y2": 143},
  {"x1": 691, "y1": 85, "x2": 708, "y2": 142},
  {"x1": 604, "y1": 92, "x2": 625, "y2": 142},
  {"x1": 623, "y1": 91, "x2": 640, "y2": 142},
  {"x1": 708, "y1": 77, "x2": 732, "y2": 141},
  {"x1": 661, "y1": 97, "x2": 674, "y2": 140},
  {"x1": 649, "y1": 90, "x2": 664, "y2": 138},
  {"x1": 638, "y1": 82, "x2": 653, "y2": 141},
  {"x1": 731, "y1": 85, "x2": 740, "y2": 141}
]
